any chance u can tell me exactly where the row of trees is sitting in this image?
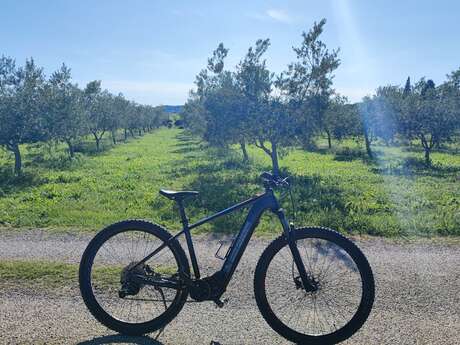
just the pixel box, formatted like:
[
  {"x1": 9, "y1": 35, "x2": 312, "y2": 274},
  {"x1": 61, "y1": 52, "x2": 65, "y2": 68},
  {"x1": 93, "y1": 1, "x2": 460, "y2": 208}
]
[
  {"x1": 360, "y1": 76, "x2": 460, "y2": 164},
  {"x1": 0, "y1": 57, "x2": 167, "y2": 174},
  {"x1": 182, "y1": 19, "x2": 460, "y2": 173},
  {"x1": 182, "y1": 19, "x2": 340, "y2": 175}
]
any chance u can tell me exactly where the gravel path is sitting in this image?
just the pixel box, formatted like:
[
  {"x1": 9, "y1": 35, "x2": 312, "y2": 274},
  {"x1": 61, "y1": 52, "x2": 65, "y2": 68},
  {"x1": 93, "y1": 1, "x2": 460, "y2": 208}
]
[{"x1": 1, "y1": 230, "x2": 459, "y2": 345}]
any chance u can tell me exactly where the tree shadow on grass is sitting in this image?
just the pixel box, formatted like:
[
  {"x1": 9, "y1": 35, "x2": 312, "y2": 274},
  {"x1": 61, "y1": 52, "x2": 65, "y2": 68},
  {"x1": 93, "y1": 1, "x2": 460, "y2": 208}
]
[
  {"x1": 171, "y1": 149, "x2": 349, "y2": 235},
  {"x1": 401, "y1": 144, "x2": 460, "y2": 155},
  {"x1": 170, "y1": 144, "x2": 202, "y2": 155},
  {"x1": 170, "y1": 132, "x2": 205, "y2": 156},
  {"x1": 333, "y1": 146, "x2": 373, "y2": 163},
  {"x1": 0, "y1": 131, "x2": 151, "y2": 195},
  {"x1": 185, "y1": 170, "x2": 261, "y2": 234},
  {"x1": 172, "y1": 132, "x2": 206, "y2": 155},
  {"x1": 288, "y1": 173, "x2": 346, "y2": 212},
  {"x1": 169, "y1": 133, "x2": 252, "y2": 180},
  {"x1": 298, "y1": 143, "x2": 376, "y2": 165},
  {"x1": 0, "y1": 167, "x2": 50, "y2": 197},
  {"x1": 0, "y1": 139, "x2": 104, "y2": 196},
  {"x1": 73, "y1": 136, "x2": 122, "y2": 157},
  {"x1": 371, "y1": 156, "x2": 460, "y2": 178}
]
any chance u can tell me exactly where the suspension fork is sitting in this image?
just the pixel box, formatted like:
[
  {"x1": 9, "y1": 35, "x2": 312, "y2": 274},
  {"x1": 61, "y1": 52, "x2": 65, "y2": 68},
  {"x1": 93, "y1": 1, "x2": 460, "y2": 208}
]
[{"x1": 277, "y1": 210, "x2": 317, "y2": 292}]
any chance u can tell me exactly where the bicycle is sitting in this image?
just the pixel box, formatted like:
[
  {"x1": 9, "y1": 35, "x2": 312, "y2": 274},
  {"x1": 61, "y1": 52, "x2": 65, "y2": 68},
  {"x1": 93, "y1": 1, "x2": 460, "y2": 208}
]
[{"x1": 79, "y1": 172, "x2": 375, "y2": 344}]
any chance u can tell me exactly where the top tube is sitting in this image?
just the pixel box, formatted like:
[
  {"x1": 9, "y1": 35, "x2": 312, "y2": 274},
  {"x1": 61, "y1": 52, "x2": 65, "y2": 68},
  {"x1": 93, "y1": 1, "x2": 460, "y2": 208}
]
[{"x1": 188, "y1": 193, "x2": 266, "y2": 230}]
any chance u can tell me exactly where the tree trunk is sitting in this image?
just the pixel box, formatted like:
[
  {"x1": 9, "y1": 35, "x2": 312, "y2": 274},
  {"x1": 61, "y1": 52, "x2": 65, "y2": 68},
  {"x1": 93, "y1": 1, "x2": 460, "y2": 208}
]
[
  {"x1": 124, "y1": 128, "x2": 128, "y2": 141},
  {"x1": 11, "y1": 143, "x2": 22, "y2": 175},
  {"x1": 255, "y1": 140, "x2": 280, "y2": 176},
  {"x1": 111, "y1": 130, "x2": 117, "y2": 145},
  {"x1": 271, "y1": 141, "x2": 280, "y2": 177},
  {"x1": 93, "y1": 132, "x2": 101, "y2": 151},
  {"x1": 364, "y1": 130, "x2": 373, "y2": 158},
  {"x1": 138, "y1": 129, "x2": 142, "y2": 136},
  {"x1": 424, "y1": 147, "x2": 431, "y2": 166},
  {"x1": 129, "y1": 129, "x2": 135, "y2": 138},
  {"x1": 420, "y1": 136, "x2": 431, "y2": 166},
  {"x1": 65, "y1": 139, "x2": 74, "y2": 158},
  {"x1": 240, "y1": 141, "x2": 249, "y2": 162},
  {"x1": 326, "y1": 130, "x2": 332, "y2": 149}
]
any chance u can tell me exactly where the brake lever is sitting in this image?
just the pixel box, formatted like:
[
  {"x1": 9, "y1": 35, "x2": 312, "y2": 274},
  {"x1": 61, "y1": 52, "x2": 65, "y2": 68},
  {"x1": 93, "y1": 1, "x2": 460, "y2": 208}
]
[{"x1": 274, "y1": 176, "x2": 289, "y2": 187}]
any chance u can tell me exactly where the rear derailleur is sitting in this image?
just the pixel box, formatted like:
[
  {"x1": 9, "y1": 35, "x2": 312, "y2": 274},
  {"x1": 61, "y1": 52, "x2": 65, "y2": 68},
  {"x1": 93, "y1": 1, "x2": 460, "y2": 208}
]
[{"x1": 118, "y1": 262, "x2": 178, "y2": 298}]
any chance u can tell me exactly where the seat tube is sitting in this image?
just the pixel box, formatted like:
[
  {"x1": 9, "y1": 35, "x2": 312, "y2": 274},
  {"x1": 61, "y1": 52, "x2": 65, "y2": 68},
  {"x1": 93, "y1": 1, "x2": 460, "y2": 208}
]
[
  {"x1": 184, "y1": 227, "x2": 200, "y2": 279},
  {"x1": 177, "y1": 200, "x2": 201, "y2": 279}
]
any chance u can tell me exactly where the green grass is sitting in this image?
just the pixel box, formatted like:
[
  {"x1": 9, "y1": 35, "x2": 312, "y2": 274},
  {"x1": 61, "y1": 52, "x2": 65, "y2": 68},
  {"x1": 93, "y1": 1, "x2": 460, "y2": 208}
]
[
  {"x1": 0, "y1": 260, "x2": 116, "y2": 289},
  {"x1": 0, "y1": 259, "x2": 178, "y2": 290},
  {"x1": 1, "y1": 128, "x2": 459, "y2": 236},
  {"x1": 0, "y1": 260, "x2": 78, "y2": 288}
]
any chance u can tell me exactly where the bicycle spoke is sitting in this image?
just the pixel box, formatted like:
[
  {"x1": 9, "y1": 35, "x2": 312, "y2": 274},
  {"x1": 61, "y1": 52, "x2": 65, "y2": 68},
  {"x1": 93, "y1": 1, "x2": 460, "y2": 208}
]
[
  {"x1": 262, "y1": 235, "x2": 364, "y2": 337},
  {"x1": 90, "y1": 229, "x2": 181, "y2": 324}
]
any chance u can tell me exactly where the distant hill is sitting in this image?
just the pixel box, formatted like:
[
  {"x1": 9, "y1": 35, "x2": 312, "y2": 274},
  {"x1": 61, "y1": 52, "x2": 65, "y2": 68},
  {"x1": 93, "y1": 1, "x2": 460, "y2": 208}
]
[{"x1": 162, "y1": 105, "x2": 183, "y2": 114}]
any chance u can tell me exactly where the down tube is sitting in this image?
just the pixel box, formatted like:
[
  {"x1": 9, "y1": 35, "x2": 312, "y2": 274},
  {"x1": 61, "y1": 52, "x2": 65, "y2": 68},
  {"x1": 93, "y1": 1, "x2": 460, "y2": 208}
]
[{"x1": 220, "y1": 196, "x2": 272, "y2": 286}]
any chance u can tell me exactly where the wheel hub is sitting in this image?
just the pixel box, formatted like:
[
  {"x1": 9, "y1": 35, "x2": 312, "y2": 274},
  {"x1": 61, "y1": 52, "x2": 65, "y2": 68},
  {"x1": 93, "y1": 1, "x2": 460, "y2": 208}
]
[{"x1": 294, "y1": 275, "x2": 320, "y2": 292}]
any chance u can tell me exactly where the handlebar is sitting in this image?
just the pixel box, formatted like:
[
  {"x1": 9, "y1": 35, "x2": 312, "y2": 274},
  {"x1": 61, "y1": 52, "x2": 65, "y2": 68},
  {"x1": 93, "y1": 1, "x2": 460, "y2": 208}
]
[
  {"x1": 260, "y1": 172, "x2": 289, "y2": 188},
  {"x1": 260, "y1": 171, "x2": 297, "y2": 221}
]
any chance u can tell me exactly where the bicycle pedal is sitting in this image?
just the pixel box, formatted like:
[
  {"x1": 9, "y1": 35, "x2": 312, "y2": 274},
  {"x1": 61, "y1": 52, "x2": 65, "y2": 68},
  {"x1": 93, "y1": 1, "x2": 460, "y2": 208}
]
[{"x1": 213, "y1": 298, "x2": 228, "y2": 308}]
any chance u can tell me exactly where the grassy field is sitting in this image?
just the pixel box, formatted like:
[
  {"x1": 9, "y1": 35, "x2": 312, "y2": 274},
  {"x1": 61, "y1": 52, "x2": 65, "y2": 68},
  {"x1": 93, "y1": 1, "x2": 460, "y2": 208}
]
[
  {"x1": 0, "y1": 128, "x2": 459, "y2": 236},
  {"x1": 0, "y1": 260, "x2": 130, "y2": 289},
  {"x1": 0, "y1": 260, "x2": 78, "y2": 289}
]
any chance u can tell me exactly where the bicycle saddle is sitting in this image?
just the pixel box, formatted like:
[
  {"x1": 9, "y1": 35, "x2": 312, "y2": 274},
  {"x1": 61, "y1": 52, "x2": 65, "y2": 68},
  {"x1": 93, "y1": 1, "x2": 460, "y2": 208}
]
[{"x1": 159, "y1": 189, "x2": 199, "y2": 201}]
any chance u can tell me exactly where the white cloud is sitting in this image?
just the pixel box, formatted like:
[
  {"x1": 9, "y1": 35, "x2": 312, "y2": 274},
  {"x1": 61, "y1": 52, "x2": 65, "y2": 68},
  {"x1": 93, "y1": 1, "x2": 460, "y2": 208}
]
[{"x1": 266, "y1": 9, "x2": 292, "y2": 23}]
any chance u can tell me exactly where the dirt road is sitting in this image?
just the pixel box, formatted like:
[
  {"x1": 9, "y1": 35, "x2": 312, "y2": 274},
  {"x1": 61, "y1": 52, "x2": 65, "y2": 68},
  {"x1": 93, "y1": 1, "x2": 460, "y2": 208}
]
[{"x1": 0, "y1": 231, "x2": 459, "y2": 344}]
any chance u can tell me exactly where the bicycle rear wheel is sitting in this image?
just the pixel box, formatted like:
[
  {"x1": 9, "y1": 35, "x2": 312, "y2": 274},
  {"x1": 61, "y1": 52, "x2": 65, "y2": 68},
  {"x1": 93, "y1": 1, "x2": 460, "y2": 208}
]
[
  {"x1": 254, "y1": 227, "x2": 374, "y2": 344},
  {"x1": 79, "y1": 220, "x2": 190, "y2": 335}
]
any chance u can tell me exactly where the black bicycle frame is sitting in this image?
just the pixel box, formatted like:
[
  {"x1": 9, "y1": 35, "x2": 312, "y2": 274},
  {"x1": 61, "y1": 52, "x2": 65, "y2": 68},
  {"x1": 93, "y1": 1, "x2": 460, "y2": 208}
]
[{"x1": 136, "y1": 188, "x2": 314, "y2": 292}]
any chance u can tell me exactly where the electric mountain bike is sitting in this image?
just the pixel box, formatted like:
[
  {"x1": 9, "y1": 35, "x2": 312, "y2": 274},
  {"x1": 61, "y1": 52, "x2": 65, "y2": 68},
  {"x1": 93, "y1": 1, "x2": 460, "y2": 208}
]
[{"x1": 79, "y1": 172, "x2": 375, "y2": 344}]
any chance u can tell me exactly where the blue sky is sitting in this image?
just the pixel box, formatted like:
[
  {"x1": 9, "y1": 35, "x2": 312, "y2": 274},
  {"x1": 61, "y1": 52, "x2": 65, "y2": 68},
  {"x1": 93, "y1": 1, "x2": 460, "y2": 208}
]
[{"x1": 1, "y1": 0, "x2": 459, "y2": 105}]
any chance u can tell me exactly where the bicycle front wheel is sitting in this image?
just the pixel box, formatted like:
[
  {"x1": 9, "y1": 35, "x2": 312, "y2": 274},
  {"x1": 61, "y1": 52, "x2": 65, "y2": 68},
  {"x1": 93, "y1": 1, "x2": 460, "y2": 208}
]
[{"x1": 254, "y1": 227, "x2": 374, "y2": 344}]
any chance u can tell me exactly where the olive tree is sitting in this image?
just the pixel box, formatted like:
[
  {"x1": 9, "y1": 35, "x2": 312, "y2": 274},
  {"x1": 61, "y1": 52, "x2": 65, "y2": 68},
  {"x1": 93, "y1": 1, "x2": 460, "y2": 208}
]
[
  {"x1": 0, "y1": 57, "x2": 46, "y2": 174},
  {"x1": 323, "y1": 95, "x2": 361, "y2": 148},
  {"x1": 184, "y1": 43, "x2": 253, "y2": 161},
  {"x1": 278, "y1": 19, "x2": 340, "y2": 148},
  {"x1": 399, "y1": 78, "x2": 458, "y2": 165},
  {"x1": 84, "y1": 81, "x2": 112, "y2": 151},
  {"x1": 44, "y1": 64, "x2": 85, "y2": 157}
]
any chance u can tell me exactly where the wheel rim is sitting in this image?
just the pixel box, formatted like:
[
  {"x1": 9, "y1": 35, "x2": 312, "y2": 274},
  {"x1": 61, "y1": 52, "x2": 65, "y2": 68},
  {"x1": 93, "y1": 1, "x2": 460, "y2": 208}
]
[
  {"x1": 88, "y1": 229, "x2": 182, "y2": 324},
  {"x1": 264, "y1": 237, "x2": 364, "y2": 337}
]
